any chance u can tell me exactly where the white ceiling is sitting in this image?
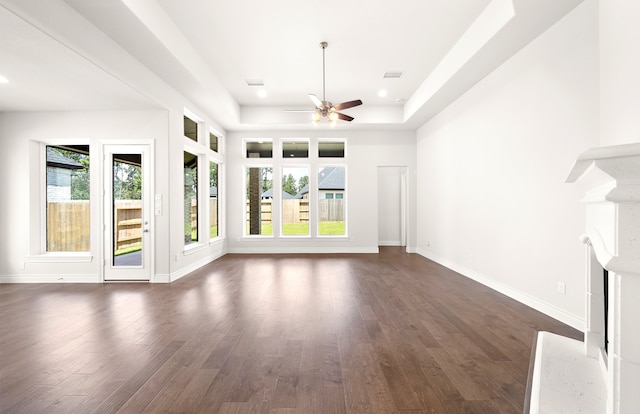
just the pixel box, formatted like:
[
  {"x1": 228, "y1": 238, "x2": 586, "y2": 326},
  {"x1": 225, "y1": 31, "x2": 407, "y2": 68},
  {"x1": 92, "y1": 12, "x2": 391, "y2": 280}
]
[
  {"x1": 0, "y1": 0, "x2": 583, "y2": 131},
  {"x1": 153, "y1": 0, "x2": 491, "y2": 107},
  {"x1": 0, "y1": 4, "x2": 158, "y2": 111}
]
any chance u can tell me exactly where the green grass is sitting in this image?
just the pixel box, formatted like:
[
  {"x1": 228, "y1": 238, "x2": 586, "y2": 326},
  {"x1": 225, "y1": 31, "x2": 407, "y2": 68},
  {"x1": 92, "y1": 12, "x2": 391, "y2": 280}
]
[
  {"x1": 319, "y1": 221, "x2": 345, "y2": 235},
  {"x1": 210, "y1": 226, "x2": 218, "y2": 238},
  {"x1": 282, "y1": 223, "x2": 309, "y2": 235},
  {"x1": 245, "y1": 221, "x2": 345, "y2": 236}
]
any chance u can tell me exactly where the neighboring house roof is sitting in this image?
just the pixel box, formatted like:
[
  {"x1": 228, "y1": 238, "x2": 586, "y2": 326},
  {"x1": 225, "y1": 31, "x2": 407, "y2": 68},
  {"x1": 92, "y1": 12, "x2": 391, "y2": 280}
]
[
  {"x1": 297, "y1": 167, "x2": 344, "y2": 196},
  {"x1": 210, "y1": 186, "x2": 218, "y2": 197},
  {"x1": 46, "y1": 148, "x2": 83, "y2": 169},
  {"x1": 261, "y1": 188, "x2": 296, "y2": 199}
]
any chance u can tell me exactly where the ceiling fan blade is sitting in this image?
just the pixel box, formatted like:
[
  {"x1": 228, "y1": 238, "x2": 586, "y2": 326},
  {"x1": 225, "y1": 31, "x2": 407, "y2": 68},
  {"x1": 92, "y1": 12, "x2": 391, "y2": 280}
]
[
  {"x1": 333, "y1": 99, "x2": 362, "y2": 111},
  {"x1": 309, "y1": 94, "x2": 323, "y2": 108},
  {"x1": 336, "y1": 112, "x2": 354, "y2": 122}
]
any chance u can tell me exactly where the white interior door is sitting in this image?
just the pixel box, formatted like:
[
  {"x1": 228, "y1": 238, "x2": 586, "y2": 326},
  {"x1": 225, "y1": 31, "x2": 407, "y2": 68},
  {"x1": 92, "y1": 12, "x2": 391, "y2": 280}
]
[{"x1": 103, "y1": 144, "x2": 152, "y2": 281}]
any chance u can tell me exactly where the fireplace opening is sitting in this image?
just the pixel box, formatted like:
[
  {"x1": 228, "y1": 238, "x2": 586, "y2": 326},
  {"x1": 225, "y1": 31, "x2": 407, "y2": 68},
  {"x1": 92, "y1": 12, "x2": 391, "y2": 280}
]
[{"x1": 604, "y1": 268, "x2": 609, "y2": 354}]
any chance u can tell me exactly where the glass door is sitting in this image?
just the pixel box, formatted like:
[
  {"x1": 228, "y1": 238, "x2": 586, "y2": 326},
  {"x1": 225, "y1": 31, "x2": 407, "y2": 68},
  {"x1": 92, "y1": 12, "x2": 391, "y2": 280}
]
[{"x1": 103, "y1": 144, "x2": 151, "y2": 281}]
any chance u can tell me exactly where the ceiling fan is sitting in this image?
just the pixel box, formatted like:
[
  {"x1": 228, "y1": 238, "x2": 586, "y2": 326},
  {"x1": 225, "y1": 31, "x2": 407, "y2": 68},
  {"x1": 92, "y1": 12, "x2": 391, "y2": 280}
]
[{"x1": 291, "y1": 42, "x2": 362, "y2": 125}]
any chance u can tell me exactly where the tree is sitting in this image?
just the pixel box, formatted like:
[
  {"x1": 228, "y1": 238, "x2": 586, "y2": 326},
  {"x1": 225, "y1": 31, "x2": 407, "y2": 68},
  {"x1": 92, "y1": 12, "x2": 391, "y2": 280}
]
[
  {"x1": 282, "y1": 174, "x2": 297, "y2": 195},
  {"x1": 210, "y1": 162, "x2": 218, "y2": 188},
  {"x1": 261, "y1": 167, "x2": 273, "y2": 193},
  {"x1": 52, "y1": 147, "x2": 90, "y2": 200},
  {"x1": 297, "y1": 175, "x2": 309, "y2": 193},
  {"x1": 113, "y1": 161, "x2": 141, "y2": 200}
]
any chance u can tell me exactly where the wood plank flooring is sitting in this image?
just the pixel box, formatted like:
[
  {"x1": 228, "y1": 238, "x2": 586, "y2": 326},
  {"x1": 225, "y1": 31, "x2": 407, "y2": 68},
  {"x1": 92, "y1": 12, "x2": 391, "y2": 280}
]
[{"x1": 0, "y1": 247, "x2": 582, "y2": 413}]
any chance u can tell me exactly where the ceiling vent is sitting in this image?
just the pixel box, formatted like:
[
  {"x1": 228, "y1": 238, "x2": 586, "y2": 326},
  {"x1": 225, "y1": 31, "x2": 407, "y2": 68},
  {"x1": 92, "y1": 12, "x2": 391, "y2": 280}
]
[
  {"x1": 383, "y1": 72, "x2": 403, "y2": 79},
  {"x1": 246, "y1": 79, "x2": 264, "y2": 87}
]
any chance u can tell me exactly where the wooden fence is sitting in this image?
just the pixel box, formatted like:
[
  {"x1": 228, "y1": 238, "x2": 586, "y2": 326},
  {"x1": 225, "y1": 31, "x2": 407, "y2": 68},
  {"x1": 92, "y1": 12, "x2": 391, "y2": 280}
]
[
  {"x1": 47, "y1": 201, "x2": 90, "y2": 252},
  {"x1": 282, "y1": 199, "x2": 309, "y2": 224},
  {"x1": 114, "y1": 200, "x2": 142, "y2": 251},
  {"x1": 319, "y1": 199, "x2": 344, "y2": 221},
  {"x1": 245, "y1": 199, "x2": 343, "y2": 225},
  {"x1": 48, "y1": 199, "x2": 219, "y2": 252},
  {"x1": 47, "y1": 197, "x2": 337, "y2": 251}
]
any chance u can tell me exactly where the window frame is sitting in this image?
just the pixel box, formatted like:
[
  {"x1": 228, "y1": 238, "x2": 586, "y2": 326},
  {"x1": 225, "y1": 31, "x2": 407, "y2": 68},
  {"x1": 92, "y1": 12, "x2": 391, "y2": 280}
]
[
  {"x1": 281, "y1": 138, "x2": 310, "y2": 159},
  {"x1": 242, "y1": 164, "x2": 274, "y2": 237},
  {"x1": 280, "y1": 164, "x2": 310, "y2": 237},
  {"x1": 27, "y1": 140, "x2": 94, "y2": 262},
  {"x1": 244, "y1": 138, "x2": 273, "y2": 159},
  {"x1": 183, "y1": 149, "x2": 200, "y2": 247},
  {"x1": 317, "y1": 164, "x2": 348, "y2": 238},
  {"x1": 183, "y1": 110, "x2": 226, "y2": 253},
  {"x1": 239, "y1": 137, "x2": 348, "y2": 240},
  {"x1": 317, "y1": 138, "x2": 346, "y2": 158}
]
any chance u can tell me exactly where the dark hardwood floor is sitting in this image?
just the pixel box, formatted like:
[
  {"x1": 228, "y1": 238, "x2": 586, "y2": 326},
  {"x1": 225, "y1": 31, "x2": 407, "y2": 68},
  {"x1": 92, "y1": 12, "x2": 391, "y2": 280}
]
[{"x1": 0, "y1": 247, "x2": 581, "y2": 413}]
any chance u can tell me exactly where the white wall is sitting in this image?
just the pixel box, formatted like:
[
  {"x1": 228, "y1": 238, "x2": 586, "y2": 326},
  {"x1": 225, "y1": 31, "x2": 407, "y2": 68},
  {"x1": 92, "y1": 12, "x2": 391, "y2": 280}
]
[
  {"x1": 599, "y1": 1, "x2": 640, "y2": 146},
  {"x1": 225, "y1": 130, "x2": 416, "y2": 253},
  {"x1": 0, "y1": 110, "x2": 169, "y2": 281},
  {"x1": 0, "y1": 108, "x2": 229, "y2": 283},
  {"x1": 0, "y1": 0, "x2": 232, "y2": 283},
  {"x1": 415, "y1": 0, "x2": 599, "y2": 329}
]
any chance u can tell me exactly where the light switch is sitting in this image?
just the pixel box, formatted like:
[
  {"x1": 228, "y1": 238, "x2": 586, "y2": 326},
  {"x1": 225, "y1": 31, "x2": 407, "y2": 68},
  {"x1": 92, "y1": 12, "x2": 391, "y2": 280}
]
[{"x1": 154, "y1": 194, "x2": 162, "y2": 216}]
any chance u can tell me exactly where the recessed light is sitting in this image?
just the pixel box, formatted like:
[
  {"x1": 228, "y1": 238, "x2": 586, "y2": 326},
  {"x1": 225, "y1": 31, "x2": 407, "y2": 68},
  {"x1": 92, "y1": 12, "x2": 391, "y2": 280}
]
[
  {"x1": 0, "y1": 74, "x2": 9, "y2": 84},
  {"x1": 257, "y1": 89, "x2": 267, "y2": 98},
  {"x1": 377, "y1": 90, "x2": 388, "y2": 98}
]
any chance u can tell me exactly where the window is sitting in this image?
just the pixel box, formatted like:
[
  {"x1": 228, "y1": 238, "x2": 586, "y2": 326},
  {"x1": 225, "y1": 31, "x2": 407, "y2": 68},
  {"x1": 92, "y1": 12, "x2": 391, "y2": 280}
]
[
  {"x1": 241, "y1": 138, "x2": 347, "y2": 239},
  {"x1": 318, "y1": 140, "x2": 345, "y2": 158},
  {"x1": 245, "y1": 166, "x2": 272, "y2": 235},
  {"x1": 112, "y1": 154, "x2": 142, "y2": 262},
  {"x1": 209, "y1": 132, "x2": 218, "y2": 153},
  {"x1": 318, "y1": 166, "x2": 346, "y2": 236},
  {"x1": 184, "y1": 115, "x2": 198, "y2": 142},
  {"x1": 209, "y1": 161, "x2": 218, "y2": 238},
  {"x1": 184, "y1": 151, "x2": 198, "y2": 244},
  {"x1": 281, "y1": 166, "x2": 309, "y2": 236},
  {"x1": 46, "y1": 145, "x2": 90, "y2": 252},
  {"x1": 282, "y1": 140, "x2": 309, "y2": 158},
  {"x1": 245, "y1": 139, "x2": 272, "y2": 158}
]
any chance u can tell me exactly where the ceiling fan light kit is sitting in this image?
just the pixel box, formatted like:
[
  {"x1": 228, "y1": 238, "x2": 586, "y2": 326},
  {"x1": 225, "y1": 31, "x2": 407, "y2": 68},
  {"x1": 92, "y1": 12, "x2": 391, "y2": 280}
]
[{"x1": 309, "y1": 41, "x2": 362, "y2": 126}]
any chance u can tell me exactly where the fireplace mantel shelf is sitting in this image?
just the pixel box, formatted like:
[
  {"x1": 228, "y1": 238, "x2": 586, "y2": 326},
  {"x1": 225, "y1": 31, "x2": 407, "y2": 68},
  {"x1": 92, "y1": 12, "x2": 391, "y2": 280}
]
[{"x1": 566, "y1": 142, "x2": 640, "y2": 184}]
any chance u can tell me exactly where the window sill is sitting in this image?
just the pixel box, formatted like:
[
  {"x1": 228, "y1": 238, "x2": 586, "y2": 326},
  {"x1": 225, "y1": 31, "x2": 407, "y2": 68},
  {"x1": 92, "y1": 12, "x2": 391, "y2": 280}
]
[
  {"x1": 27, "y1": 253, "x2": 93, "y2": 263},
  {"x1": 240, "y1": 235, "x2": 275, "y2": 241},
  {"x1": 183, "y1": 243, "x2": 207, "y2": 256},
  {"x1": 238, "y1": 235, "x2": 350, "y2": 241},
  {"x1": 208, "y1": 237, "x2": 225, "y2": 246}
]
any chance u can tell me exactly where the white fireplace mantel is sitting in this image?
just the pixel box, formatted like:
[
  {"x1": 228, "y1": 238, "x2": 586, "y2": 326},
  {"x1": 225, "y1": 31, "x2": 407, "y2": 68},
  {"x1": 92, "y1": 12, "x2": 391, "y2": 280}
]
[{"x1": 528, "y1": 143, "x2": 640, "y2": 414}]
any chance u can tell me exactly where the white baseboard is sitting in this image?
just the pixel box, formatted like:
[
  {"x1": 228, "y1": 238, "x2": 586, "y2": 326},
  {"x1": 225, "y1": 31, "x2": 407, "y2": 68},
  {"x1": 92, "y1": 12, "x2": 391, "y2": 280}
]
[
  {"x1": 152, "y1": 273, "x2": 171, "y2": 283},
  {"x1": 415, "y1": 248, "x2": 584, "y2": 331},
  {"x1": 169, "y1": 249, "x2": 227, "y2": 282},
  {"x1": 0, "y1": 274, "x2": 99, "y2": 283},
  {"x1": 227, "y1": 246, "x2": 379, "y2": 254},
  {"x1": 378, "y1": 241, "x2": 402, "y2": 246}
]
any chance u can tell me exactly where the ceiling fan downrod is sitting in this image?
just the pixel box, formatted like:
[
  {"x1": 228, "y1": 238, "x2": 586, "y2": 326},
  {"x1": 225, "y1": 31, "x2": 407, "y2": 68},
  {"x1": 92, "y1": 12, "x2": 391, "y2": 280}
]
[{"x1": 320, "y1": 41, "x2": 327, "y2": 103}]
